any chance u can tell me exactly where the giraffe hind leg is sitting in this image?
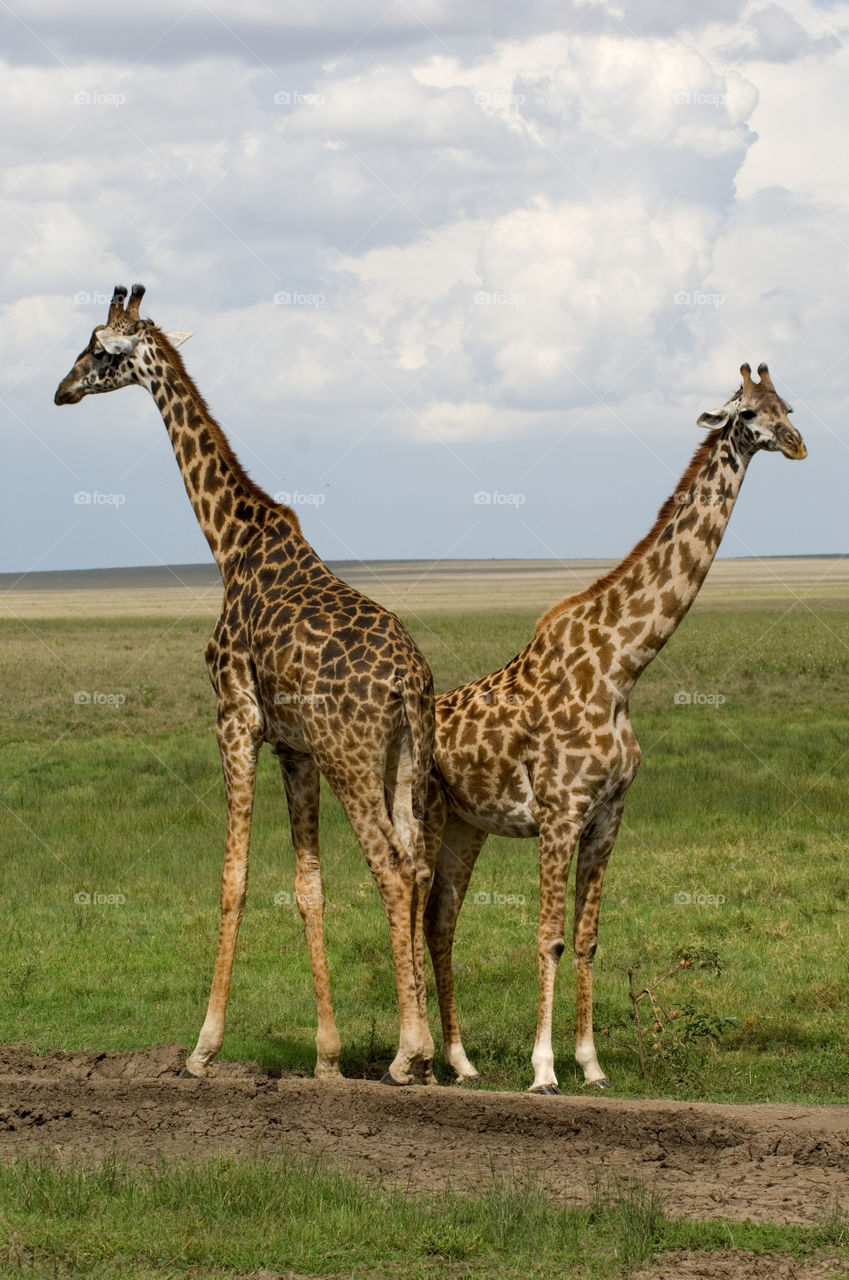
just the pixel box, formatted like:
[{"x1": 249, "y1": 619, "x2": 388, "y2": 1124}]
[
  {"x1": 529, "y1": 813, "x2": 582, "y2": 1094},
  {"x1": 424, "y1": 814, "x2": 487, "y2": 1082},
  {"x1": 278, "y1": 749, "x2": 342, "y2": 1080},
  {"x1": 341, "y1": 782, "x2": 433, "y2": 1086}
]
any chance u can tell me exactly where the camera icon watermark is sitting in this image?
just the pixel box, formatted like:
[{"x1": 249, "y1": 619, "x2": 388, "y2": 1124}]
[
  {"x1": 473, "y1": 490, "x2": 526, "y2": 507},
  {"x1": 673, "y1": 890, "x2": 725, "y2": 907},
  {"x1": 673, "y1": 691, "x2": 726, "y2": 707},
  {"x1": 73, "y1": 491, "x2": 126, "y2": 507},
  {"x1": 74, "y1": 890, "x2": 127, "y2": 906}
]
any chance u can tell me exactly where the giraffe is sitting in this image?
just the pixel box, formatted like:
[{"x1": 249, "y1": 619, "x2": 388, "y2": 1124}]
[
  {"x1": 55, "y1": 284, "x2": 437, "y2": 1085},
  {"x1": 424, "y1": 364, "x2": 807, "y2": 1094}
]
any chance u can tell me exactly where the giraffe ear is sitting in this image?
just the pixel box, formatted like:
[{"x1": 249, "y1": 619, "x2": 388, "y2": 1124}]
[
  {"x1": 697, "y1": 407, "x2": 729, "y2": 430},
  {"x1": 164, "y1": 331, "x2": 192, "y2": 349},
  {"x1": 95, "y1": 328, "x2": 142, "y2": 356}
]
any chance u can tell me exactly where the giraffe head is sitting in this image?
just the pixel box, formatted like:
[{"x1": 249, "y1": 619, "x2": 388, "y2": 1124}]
[
  {"x1": 54, "y1": 284, "x2": 192, "y2": 405},
  {"x1": 696, "y1": 363, "x2": 806, "y2": 460}
]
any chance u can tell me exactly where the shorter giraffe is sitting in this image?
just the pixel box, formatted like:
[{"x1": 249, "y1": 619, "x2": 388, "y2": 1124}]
[
  {"x1": 425, "y1": 364, "x2": 806, "y2": 1093},
  {"x1": 55, "y1": 285, "x2": 436, "y2": 1085}
]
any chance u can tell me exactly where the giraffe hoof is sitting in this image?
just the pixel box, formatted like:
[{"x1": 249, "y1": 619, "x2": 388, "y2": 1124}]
[
  {"x1": 178, "y1": 1067, "x2": 203, "y2": 1079},
  {"x1": 529, "y1": 1084, "x2": 561, "y2": 1096},
  {"x1": 380, "y1": 1070, "x2": 411, "y2": 1086},
  {"x1": 594, "y1": 1077, "x2": 612, "y2": 1090}
]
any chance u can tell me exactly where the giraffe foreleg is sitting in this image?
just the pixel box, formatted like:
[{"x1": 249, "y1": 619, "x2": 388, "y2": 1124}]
[
  {"x1": 278, "y1": 749, "x2": 342, "y2": 1080},
  {"x1": 530, "y1": 813, "x2": 582, "y2": 1094},
  {"x1": 184, "y1": 713, "x2": 260, "y2": 1077},
  {"x1": 572, "y1": 797, "x2": 626, "y2": 1089},
  {"x1": 424, "y1": 813, "x2": 487, "y2": 1082}
]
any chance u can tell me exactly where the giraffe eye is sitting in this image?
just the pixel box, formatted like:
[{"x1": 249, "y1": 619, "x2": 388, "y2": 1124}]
[{"x1": 739, "y1": 409, "x2": 757, "y2": 421}]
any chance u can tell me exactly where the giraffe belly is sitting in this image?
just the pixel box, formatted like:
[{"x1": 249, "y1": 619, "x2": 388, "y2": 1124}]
[
  {"x1": 440, "y1": 766, "x2": 540, "y2": 838},
  {"x1": 451, "y1": 800, "x2": 539, "y2": 839}
]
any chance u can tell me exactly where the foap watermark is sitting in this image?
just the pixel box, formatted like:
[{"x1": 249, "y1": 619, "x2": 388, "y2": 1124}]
[
  {"x1": 674, "y1": 91, "x2": 726, "y2": 107},
  {"x1": 673, "y1": 290, "x2": 725, "y2": 307},
  {"x1": 74, "y1": 691, "x2": 126, "y2": 707},
  {"x1": 274, "y1": 490, "x2": 326, "y2": 506},
  {"x1": 273, "y1": 290, "x2": 326, "y2": 308},
  {"x1": 273, "y1": 692, "x2": 327, "y2": 709},
  {"x1": 473, "y1": 290, "x2": 525, "y2": 306},
  {"x1": 273, "y1": 889, "x2": 326, "y2": 909},
  {"x1": 472, "y1": 890, "x2": 526, "y2": 907},
  {"x1": 73, "y1": 89, "x2": 126, "y2": 107},
  {"x1": 73, "y1": 490, "x2": 126, "y2": 508},
  {"x1": 673, "y1": 890, "x2": 726, "y2": 907},
  {"x1": 473, "y1": 490, "x2": 526, "y2": 507},
  {"x1": 73, "y1": 290, "x2": 111, "y2": 308},
  {"x1": 673, "y1": 490, "x2": 725, "y2": 508},
  {"x1": 673, "y1": 691, "x2": 726, "y2": 708},
  {"x1": 475, "y1": 690, "x2": 522, "y2": 708},
  {"x1": 74, "y1": 890, "x2": 127, "y2": 906},
  {"x1": 272, "y1": 90, "x2": 326, "y2": 107},
  {"x1": 474, "y1": 90, "x2": 526, "y2": 108}
]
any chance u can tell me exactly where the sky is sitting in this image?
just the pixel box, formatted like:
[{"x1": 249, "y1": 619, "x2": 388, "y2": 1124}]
[{"x1": 2, "y1": 0, "x2": 849, "y2": 574}]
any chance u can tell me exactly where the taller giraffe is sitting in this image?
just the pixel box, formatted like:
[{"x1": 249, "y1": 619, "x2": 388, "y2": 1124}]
[
  {"x1": 424, "y1": 364, "x2": 806, "y2": 1094},
  {"x1": 55, "y1": 284, "x2": 436, "y2": 1085}
]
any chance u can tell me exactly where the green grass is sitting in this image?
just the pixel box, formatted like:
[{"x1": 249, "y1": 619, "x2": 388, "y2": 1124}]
[
  {"x1": 1, "y1": 603, "x2": 849, "y2": 1099},
  {"x1": 1, "y1": 1149, "x2": 847, "y2": 1279}
]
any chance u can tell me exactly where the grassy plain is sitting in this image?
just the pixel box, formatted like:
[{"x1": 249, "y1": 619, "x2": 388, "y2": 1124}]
[
  {"x1": 1, "y1": 559, "x2": 848, "y2": 1102},
  {"x1": 2, "y1": 558, "x2": 849, "y2": 1277},
  {"x1": 3, "y1": 1150, "x2": 847, "y2": 1280}
]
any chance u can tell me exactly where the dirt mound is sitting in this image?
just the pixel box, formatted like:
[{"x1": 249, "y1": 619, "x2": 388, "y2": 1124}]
[{"x1": 2, "y1": 1045, "x2": 849, "y2": 1226}]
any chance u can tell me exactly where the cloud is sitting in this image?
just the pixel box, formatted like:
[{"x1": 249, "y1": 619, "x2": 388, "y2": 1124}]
[
  {"x1": 3, "y1": 3, "x2": 849, "y2": 572},
  {"x1": 718, "y1": 3, "x2": 841, "y2": 62}
]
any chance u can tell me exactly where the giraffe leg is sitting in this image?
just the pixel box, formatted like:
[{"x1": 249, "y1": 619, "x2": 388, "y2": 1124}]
[
  {"x1": 424, "y1": 814, "x2": 487, "y2": 1082},
  {"x1": 278, "y1": 749, "x2": 342, "y2": 1080},
  {"x1": 342, "y1": 787, "x2": 431, "y2": 1086},
  {"x1": 530, "y1": 813, "x2": 582, "y2": 1094},
  {"x1": 571, "y1": 798, "x2": 625, "y2": 1089},
  {"x1": 184, "y1": 714, "x2": 260, "y2": 1077}
]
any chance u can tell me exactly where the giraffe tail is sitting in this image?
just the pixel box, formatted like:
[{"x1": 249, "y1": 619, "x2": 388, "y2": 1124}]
[{"x1": 383, "y1": 674, "x2": 435, "y2": 866}]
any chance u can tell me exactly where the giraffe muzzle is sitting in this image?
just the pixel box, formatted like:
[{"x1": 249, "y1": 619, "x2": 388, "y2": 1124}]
[
  {"x1": 777, "y1": 429, "x2": 807, "y2": 461},
  {"x1": 54, "y1": 381, "x2": 82, "y2": 406}
]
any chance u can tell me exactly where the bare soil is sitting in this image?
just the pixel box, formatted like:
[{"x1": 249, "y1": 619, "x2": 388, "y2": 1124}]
[{"x1": 2, "y1": 1043, "x2": 849, "y2": 1234}]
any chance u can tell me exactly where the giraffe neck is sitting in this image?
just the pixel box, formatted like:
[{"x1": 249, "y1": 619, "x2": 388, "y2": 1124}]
[
  {"x1": 136, "y1": 329, "x2": 283, "y2": 573},
  {"x1": 545, "y1": 428, "x2": 752, "y2": 696}
]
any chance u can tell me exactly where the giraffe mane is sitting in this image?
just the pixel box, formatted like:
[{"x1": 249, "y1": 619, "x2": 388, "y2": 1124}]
[
  {"x1": 535, "y1": 427, "x2": 724, "y2": 632},
  {"x1": 147, "y1": 322, "x2": 287, "y2": 518}
]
